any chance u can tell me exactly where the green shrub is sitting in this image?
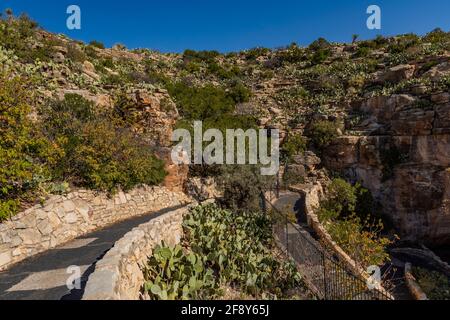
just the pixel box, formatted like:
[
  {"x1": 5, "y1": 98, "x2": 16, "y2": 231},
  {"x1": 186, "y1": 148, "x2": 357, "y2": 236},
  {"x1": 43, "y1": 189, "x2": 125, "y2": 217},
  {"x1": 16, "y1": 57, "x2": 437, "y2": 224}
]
[
  {"x1": 308, "y1": 38, "x2": 332, "y2": 65},
  {"x1": 423, "y1": 28, "x2": 450, "y2": 46},
  {"x1": 167, "y1": 82, "x2": 235, "y2": 120},
  {"x1": 318, "y1": 179, "x2": 392, "y2": 267},
  {"x1": 228, "y1": 80, "x2": 252, "y2": 104},
  {"x1": 66, "y1": 43, "x2": 87, "y2": 63},
  {"x1": 0, "y1": 74, "x2": 59, "y2": 220},
  {"x1": 412, "y1": 267, "x2": 450, "y2": 300},
  {"x1": 320, "y1": 178, "x2": 357, "y2": 218},
  {"x1": 217, "y1": 165, "x2": 275, "y2": 213},
  {"x1": 89, "y1": 40, "x2": 105, "y2": 49},
  {"x1": 388, "y1": 33, "x2": 421, "y2": 54},
  {"x1": 183, "y1": 49, "x2": 220, "y2": 64},
  {"x1": 0, "y1": 12, "x2": 54, "y2": 63},
  {"x1": 281, "y1": 133, "x2": 307, "y2": 162},
  {"x1": 355, "y1": 46, "x2": 371, "y2": 58},
  {"x1": 278, "y1": 44, "x2": 305, "y2": 64},
  {"x1": 310, "y1": 49, "x2": 331, "y2": 65},
  {"x1": 307, "y1": 120, "x2": 340, "y2": 152},
  {"x1": 39, "y1": 94, "x2": 166, "y2": 193},
  {"x1": 324, "y1": 214, "x2": 391, "y2": 268},
  {"x1": 245, "y1": 47, "x2": 270, "y2": 61},
  {"x1": 96, "y1": 57, "x2": 115, "y2": 70}
]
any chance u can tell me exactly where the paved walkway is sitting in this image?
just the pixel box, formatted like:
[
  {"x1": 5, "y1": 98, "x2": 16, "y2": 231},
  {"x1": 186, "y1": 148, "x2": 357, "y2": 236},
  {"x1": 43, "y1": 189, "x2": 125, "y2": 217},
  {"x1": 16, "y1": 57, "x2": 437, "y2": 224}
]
[{"x1": 0, "y1": 205, "x2": 185, "y2": 300}]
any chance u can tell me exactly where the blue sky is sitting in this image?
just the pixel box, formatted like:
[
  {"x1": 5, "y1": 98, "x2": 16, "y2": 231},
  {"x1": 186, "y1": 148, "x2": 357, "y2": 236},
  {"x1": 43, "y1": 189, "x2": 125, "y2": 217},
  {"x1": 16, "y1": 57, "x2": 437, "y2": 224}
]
[{"x1": 1, "y1": 0, "x2": 449, "y2": 52}]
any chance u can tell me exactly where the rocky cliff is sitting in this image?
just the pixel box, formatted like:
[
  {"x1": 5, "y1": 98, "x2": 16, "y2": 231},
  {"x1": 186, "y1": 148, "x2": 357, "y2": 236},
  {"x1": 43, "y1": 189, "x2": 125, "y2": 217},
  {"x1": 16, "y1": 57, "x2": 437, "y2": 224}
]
[{"x1": 324, "y1": 60, "x2": 450, "y2": 245}]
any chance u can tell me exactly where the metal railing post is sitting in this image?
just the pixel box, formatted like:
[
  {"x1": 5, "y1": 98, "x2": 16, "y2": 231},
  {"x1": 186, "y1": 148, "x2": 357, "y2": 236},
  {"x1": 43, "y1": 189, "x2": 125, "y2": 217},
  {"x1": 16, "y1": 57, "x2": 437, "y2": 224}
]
[
  {"x1": 285, "y1": 214, "x2": 289, "y2": 254},
  {"x1": 322, "y1": 253, "x2": 328, "y2": 300}
]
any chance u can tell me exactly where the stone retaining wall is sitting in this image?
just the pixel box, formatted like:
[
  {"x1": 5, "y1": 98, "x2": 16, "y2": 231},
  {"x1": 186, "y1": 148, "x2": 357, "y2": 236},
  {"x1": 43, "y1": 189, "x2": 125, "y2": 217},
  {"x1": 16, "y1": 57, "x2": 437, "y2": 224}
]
[
  {"x1": 0, "y1": 186, "x2": 190, "y2": 271},
  {"x1": 82, "y1": 206, "x2": 191, "y2": 300}
]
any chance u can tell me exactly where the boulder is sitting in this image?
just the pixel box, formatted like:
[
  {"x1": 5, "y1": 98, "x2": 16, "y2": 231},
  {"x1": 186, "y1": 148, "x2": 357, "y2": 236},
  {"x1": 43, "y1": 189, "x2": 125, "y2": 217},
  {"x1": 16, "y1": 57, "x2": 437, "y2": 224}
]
[
  {"x1": 292, "y1": 151, "x2": 321, "y2": 171},
  {"x1": 82, "y1": 61, "x2": 100, "y2": 81},
  {"x1": 373, "y1": 64, "x2": 415, "y2": 84},
  {"x1": 423, "y1": 61, "x2": 450, "y2": 80}
]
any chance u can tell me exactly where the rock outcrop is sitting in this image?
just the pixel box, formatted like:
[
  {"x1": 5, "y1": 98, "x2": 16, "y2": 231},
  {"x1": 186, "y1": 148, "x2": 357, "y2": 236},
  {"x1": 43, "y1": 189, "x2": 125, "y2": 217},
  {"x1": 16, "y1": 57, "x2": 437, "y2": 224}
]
[{"x1": 324, "y1": 89, "x2": 450, "y2": 245}]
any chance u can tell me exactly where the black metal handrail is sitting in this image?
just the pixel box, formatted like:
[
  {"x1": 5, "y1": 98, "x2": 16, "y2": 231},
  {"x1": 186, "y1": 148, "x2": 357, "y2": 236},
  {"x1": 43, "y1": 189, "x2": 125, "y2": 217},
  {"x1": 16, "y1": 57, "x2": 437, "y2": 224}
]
[{"x1": 262, "y1": 187, "x2": 393, "y2": 300}]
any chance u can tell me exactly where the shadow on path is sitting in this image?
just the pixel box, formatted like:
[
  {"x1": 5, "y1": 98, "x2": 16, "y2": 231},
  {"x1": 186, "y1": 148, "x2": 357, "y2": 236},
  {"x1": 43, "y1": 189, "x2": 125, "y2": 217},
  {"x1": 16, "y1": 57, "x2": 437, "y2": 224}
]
[{"x1": 0, "y1": 204, "x2": 186, "y2": 301}]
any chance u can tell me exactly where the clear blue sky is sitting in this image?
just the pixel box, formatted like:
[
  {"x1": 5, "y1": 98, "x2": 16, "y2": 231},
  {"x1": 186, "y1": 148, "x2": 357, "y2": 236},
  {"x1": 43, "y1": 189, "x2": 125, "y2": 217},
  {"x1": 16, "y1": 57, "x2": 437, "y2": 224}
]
[{"x1": 1, "y1": 0, "x2": 449, "y2": 52}]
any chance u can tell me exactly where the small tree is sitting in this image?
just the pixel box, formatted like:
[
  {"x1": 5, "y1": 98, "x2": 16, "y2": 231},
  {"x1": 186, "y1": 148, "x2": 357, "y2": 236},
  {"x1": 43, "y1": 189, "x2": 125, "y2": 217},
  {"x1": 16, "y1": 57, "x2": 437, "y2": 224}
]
[{"x1": 307, "y1": 120, "x2": 340, "y2": 152}]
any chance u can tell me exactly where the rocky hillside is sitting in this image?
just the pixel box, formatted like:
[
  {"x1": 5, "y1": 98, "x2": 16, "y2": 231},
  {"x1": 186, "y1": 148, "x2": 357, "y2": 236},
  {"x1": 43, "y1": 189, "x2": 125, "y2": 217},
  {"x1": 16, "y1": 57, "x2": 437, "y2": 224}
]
[{"x1": 1, "y1": 12, "x2": 450, "y2": 245}]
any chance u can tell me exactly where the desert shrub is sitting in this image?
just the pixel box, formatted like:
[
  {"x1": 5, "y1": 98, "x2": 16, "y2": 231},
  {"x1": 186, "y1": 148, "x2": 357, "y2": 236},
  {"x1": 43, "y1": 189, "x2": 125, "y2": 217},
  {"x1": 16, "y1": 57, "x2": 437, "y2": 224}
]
[
  {"x1": 167, "y1": 82, "x2": 235, "y2": 120},
  {"x1": 0, "y1": 12, "x2": 54, "y2": 63},
  {"x1": 0, "y1": 74, "x2": 60, "y2": 220},
  {"x1": 325, "y1": 215, "x2": 391, "y2": 267},
  {"x1": 423, "y1": 28, "x2": 450, "y2": 46},
  {"x1": 228, "y1": 80, "x2": 252, "y2": 104},
  {"x1": 388, "y1": 33, "x2": 421, "y2": 54},
  {"x1": 319, "y1": 179, "x2": 357, "y2": 219},
  {"x1": 217, "y1": 165, "x2": 275, "y2": 213},
  {"x1": 183, "y1": 49, "x2": 220, "y2": 64},
  {"x1": 355, "y1": 46, "x2": 371, "y2": 58},
  {"x1": 318, "y1": 179, "x2": 391, "y2": 267},
  {"x1": 412, "y1": 267, "x2": 450, "y2": 300},
  {"x1": 89, "y1": 40, "x2": 105, "y2": 49},
  {"x1": 309, "y1": 38, "x2": 330, "y2": 51},
  {"x1": 245, "y1": 47, "x2": 270, "y2": 61},
  {"x1": 66, "y1": 43, "x2": 87, "y2": 63},
  {"x1": 308, "y1": 38, "x2": 332, "y2": 65},
  {"x1": 307, "y1": 120, "x2": 340, "y2": 152},
  {"x1": 278, "y1": 44, "x2": 305, "y2": 64},
  {"x1": 320, "y1": 178, "x2": 377, "y2": 221},
  {"x1": 84, "y1": 45, "x2": 99, "y2": 60},
  {"x1": 39, "y1": 94, "x2": 166, "y2": 192},
  {"x1": 97, "y1": 57, "x2": 115, "y2": 70},
  {"x1": 310, "y1": 49, "x2": 331, "y2": 65},
  {"x1": 281, "y1": 133, "x2": 307, "y2": 162},
  {"x1": 183, "y1": 61, "x2": 201, "y2": 73}
]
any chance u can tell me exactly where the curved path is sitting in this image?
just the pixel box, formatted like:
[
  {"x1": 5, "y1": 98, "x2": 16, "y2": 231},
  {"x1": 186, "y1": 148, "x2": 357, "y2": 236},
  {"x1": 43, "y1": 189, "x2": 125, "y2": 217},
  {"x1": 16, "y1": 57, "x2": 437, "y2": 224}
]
[
  {"x1": 0, "y1": 205, "x2": 185, "y2": 300},
  {"x1": 272, "y1": 191, "x2": 306, "y2": 222}
]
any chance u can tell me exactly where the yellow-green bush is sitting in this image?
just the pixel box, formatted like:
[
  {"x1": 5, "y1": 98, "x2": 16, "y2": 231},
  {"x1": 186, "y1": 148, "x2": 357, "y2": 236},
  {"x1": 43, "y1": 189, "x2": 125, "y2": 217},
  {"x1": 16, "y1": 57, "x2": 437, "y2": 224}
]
[
  {"x1": 0, "y1": 11, "x2": 54, "y2": 63},
  {"x1": 318, "y1": 179, "x2": 392, "y2": 268},
  {"x1": 307, "y1": 120, "x2": 340, "y2": 152},
  {"x1": 0, "y1": 74, "x2": 60, "y2": 220},
  {"x1": 40, "y1": 94, "x2": 167, "y2": 193}
]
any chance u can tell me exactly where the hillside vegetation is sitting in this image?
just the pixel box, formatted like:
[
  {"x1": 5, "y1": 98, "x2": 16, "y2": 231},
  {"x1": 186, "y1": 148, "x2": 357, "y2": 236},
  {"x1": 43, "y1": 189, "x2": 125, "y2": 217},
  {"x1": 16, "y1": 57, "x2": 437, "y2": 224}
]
[{"x1": 1, "y1": 10, "x2": 450, "y2": 269}]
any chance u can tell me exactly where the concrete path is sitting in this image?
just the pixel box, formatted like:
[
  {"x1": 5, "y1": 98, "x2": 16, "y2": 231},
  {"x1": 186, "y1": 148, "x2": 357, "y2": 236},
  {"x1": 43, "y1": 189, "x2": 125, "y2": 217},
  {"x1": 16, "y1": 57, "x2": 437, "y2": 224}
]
[{"x1": 0, "y1": 205, "x2": 185, "y2": 300}]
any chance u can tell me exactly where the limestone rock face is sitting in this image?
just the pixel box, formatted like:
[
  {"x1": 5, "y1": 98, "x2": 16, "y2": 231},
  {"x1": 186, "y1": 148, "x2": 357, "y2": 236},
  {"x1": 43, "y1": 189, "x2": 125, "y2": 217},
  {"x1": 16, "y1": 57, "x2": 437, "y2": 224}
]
[
  {"x1": 372, "y1": 64, "x2": 416, "y2": 84},
  {"x1": 292, "y1": 151, "x2": 322, "y2": 171},
  {"x1": 324, "y1": 90, "x2": 450, "y2": 245},
  {"x1": 120, "y1": 89, "x2": 179, "y2": 148}
]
